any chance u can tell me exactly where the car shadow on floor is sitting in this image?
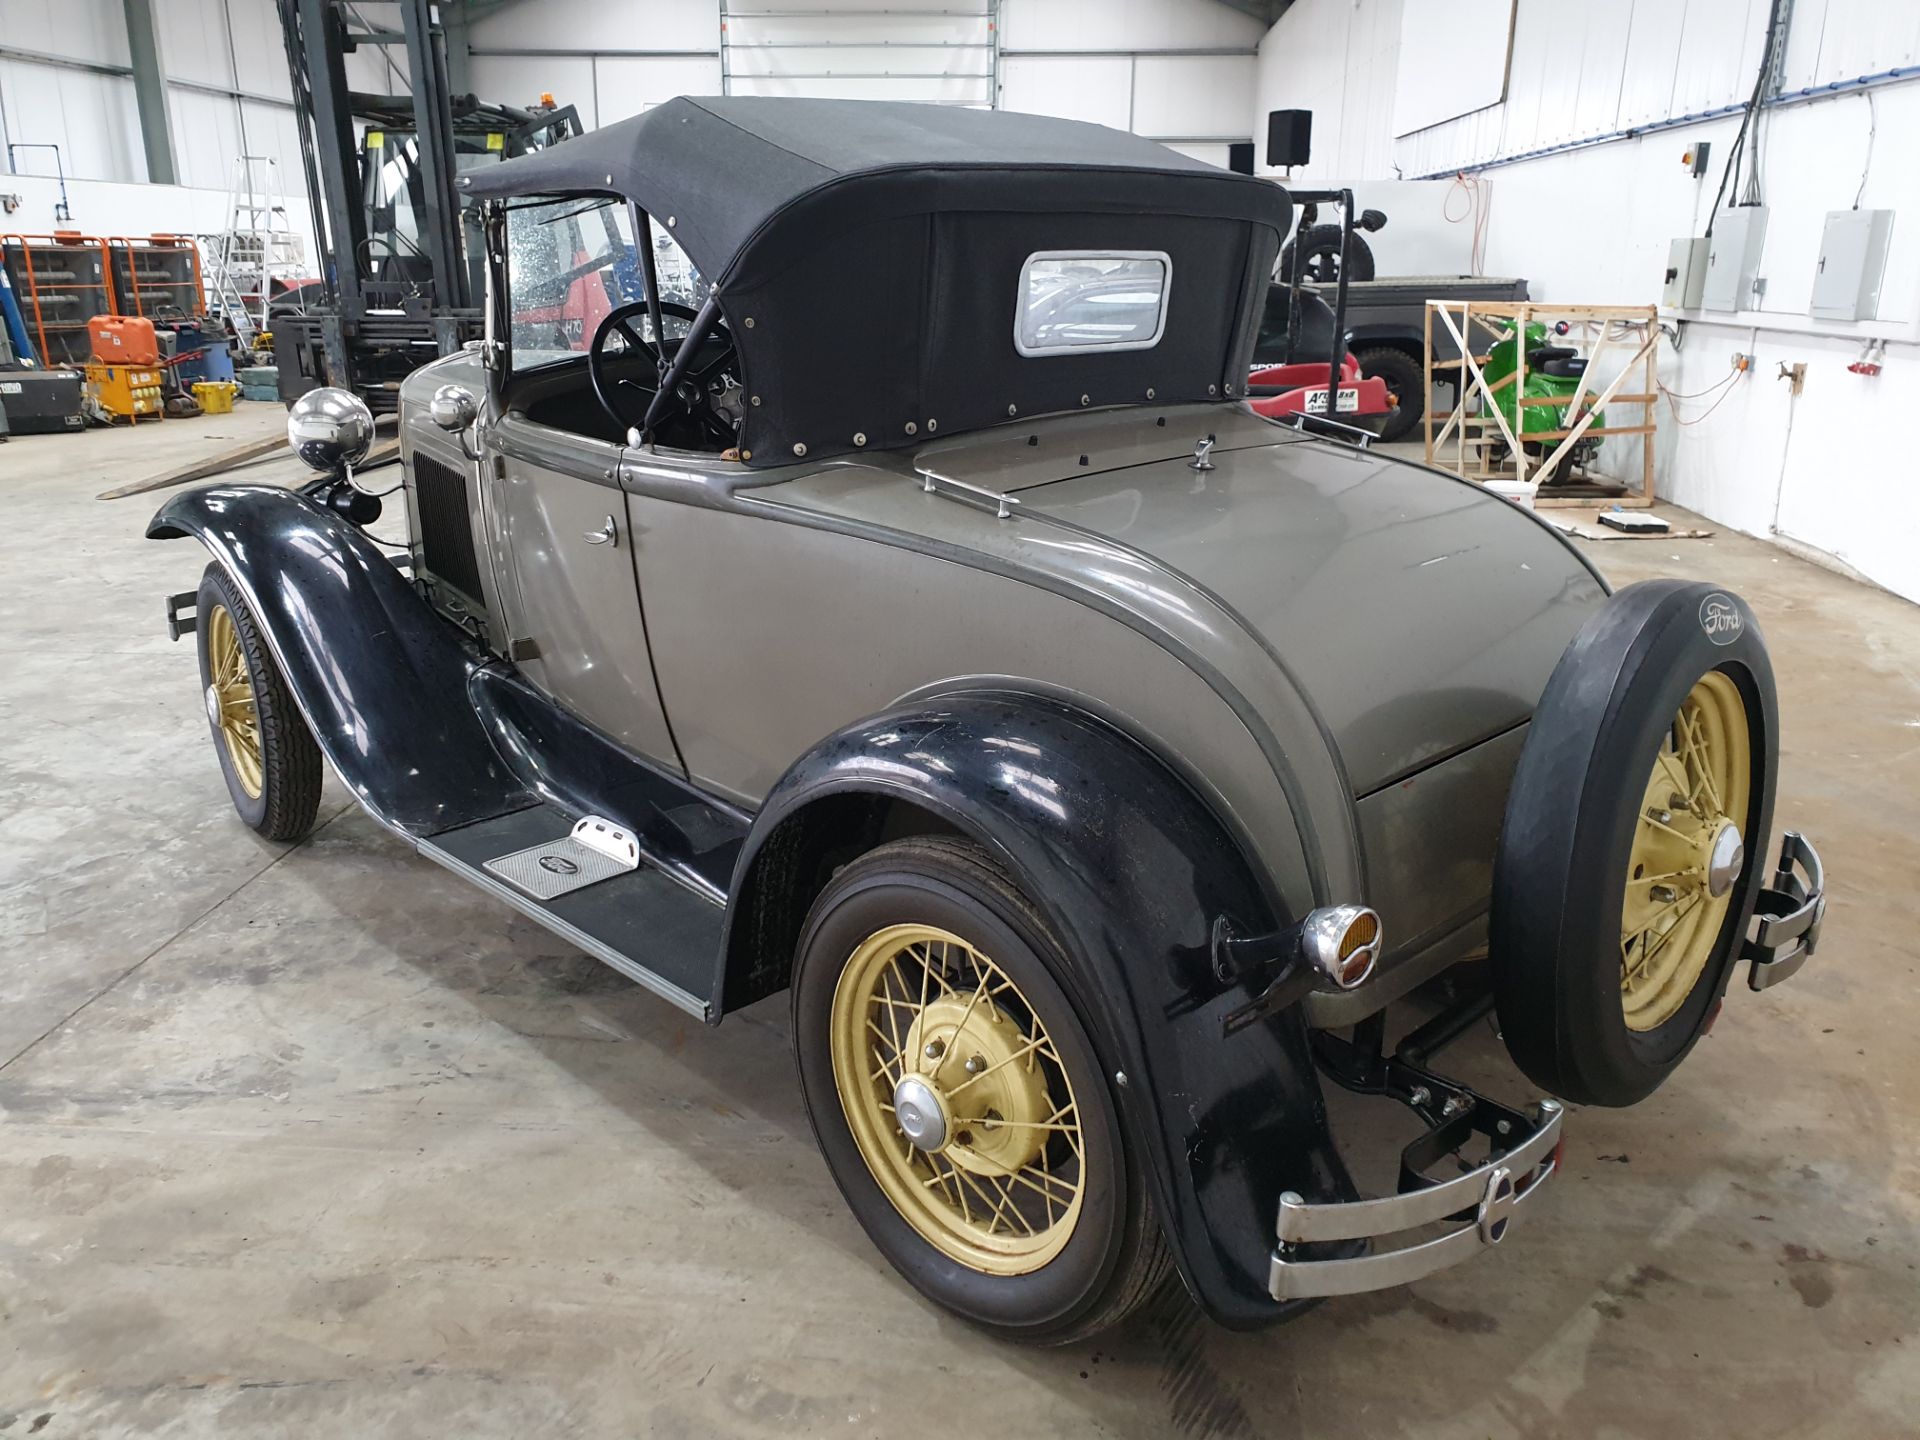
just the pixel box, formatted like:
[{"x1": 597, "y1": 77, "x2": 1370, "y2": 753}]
[{"x1": 309, "y1": 806, "x2": 1908, "y2": 1439}]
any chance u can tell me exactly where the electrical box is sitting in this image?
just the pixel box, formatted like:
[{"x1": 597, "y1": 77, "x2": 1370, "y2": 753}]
[
  {"x1": 1664, "y1": 237, "x2": 1709, "y2": 308},
  {"x1": 1702, "y1": 206, "x2": 1767, "y2": 313},
  {"x1": 1809, "y1": 208, "x2": 1895, "y2": 321}
]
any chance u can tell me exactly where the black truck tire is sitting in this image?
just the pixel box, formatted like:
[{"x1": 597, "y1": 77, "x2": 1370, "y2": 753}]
[
  {"x1": 1355, "y1": 347, "x2": 1423, "y2": 442},
  {"x1": 1278, "y1": 225, "x2": 1377, "y2": 284},
  {"x1": 1491, "y1": 581, "x2": 1777, "y2": 1107}
]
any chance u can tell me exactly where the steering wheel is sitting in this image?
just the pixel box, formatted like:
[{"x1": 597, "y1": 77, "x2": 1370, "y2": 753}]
[{"x1": 588, "y1": 299, "x2": 739, "y2": 446}]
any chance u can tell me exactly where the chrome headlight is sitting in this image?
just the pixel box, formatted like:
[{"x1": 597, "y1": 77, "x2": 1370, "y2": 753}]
[{"x1": 287, "y1": 386, "x2": 374, "y2": 473}]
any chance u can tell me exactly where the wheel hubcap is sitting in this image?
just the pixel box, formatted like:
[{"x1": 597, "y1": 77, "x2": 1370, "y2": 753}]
[
  {"x1": 891, "y1": 1073, "x2": 949, "y2": 1152},
  {"x1": 204, "y1": 603, "x2": 264, "y2": 801},
  {"x1": 1619, "y1": 671, "x2": 1752, "y2": 1031},
  {"x1": 829, "y1": 922, "x2": 1085, "y2": 1275},
  {"x1": 1706, "y1": 822, "x2": 1744, "y2": 898}
]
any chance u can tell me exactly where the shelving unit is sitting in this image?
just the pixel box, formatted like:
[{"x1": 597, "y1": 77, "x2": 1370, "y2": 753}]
[
  {"x1": 107, "y1": 235, "x2": 207, "y2": 320},
  {"x1": 1, "y1": 233, "x2": 114, "y2": 369}
]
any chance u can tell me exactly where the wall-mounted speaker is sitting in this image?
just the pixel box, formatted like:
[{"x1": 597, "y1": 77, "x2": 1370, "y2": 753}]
[{"x1": 1266, "y1": 110, "x2": 1312, "y2": 169}]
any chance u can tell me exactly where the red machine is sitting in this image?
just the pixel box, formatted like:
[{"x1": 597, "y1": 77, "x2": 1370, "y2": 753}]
[
  {"x1": 88, "y1": 314, "x2": 161, "y2": 366},
  {"x1": 1247, "y1": 354, "x2": 1391, "y2": 423}
]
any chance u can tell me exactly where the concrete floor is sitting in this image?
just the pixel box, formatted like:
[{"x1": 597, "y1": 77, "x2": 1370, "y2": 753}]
[{"x1": 1, "y1": 409, "x2": 1916, "y2": 1439}]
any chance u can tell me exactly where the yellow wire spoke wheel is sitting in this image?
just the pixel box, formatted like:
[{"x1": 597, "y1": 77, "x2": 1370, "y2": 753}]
[
  {"x1": 204, "y1": 602, "x2": 265, "y2": 800},
  {"x1": 1619, "y1": 670, "x2": 1752, "y2": 1031},
  {"x1": 828, "y1": 922, "x2": 1085, "y2": 1275}
]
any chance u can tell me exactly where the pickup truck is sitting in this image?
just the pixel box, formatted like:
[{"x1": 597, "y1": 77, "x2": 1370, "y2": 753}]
[{"x1": 1254, "y1": 275, "x2": 1529, "y2": 441}]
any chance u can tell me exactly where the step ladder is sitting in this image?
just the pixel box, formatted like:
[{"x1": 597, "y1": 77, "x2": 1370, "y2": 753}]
[{"x1": 204, "y1": 156, "x2": 301, "y2": 350}]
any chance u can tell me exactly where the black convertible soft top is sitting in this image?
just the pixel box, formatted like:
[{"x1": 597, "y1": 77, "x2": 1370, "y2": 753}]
[
  {"x1": 460, "y1": 95, "x2": 1290, "y2": 291},
  {"x1": 466, "y1": 97, "x2": 1292, "y2": 466}
]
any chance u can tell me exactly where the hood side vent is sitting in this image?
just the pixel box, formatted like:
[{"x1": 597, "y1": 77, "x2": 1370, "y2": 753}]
[{"x1": 413, "y1": 451, "x2": 486, "y2": 609}]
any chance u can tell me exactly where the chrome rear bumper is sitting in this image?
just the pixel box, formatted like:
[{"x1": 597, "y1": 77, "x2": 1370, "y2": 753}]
[
  {"x1": 1745, "y1": 831, "x2": 1825, "y2": 991},
  {"x1": 1269, "y1": 1097, "x2": 1562, "y2": 1300},
  {"x1": 1270, "y1": 830, "x2": 1821, "y2": 1303}
]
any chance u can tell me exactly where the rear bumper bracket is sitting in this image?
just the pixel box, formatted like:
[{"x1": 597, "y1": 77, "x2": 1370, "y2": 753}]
[
  {"x1": 164, "y1": 590, "x2": 196, "y2": 641},
  {"x1": 1745, "y1": 831, "x2": 1825, "y2": 991}
]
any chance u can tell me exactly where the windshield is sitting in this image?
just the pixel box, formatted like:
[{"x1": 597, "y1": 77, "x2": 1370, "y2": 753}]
[{"x1": 505, "y1": 198, "x2": 706, "y2": 373}]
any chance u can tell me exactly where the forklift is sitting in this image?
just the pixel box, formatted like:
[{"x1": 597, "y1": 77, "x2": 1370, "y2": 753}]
[{"x1": 272, "y1": 0, "x2": 580, "y2": 411}]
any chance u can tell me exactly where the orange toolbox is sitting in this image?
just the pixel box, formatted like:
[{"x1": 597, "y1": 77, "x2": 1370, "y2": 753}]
[
  {"x1": 84, "y1": 362, "x2": 165, "y2": 422},
  {"x1": 88, "y1": 314, "x2": 160, "y2": 365}
]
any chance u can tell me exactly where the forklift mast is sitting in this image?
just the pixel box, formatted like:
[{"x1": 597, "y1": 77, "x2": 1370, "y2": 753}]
[{"x1": 273, "y1": 0, "x2": 580, "y2": 408}]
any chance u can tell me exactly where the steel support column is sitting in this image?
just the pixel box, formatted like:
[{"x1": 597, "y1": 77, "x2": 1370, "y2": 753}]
[
  {"x1": 282, "y1": 0, "x2": 368, "y2": 321},
  {"x1": 400, "y1": 0, "x2": 469, "y2": 310},
  {"x1": 121, "y1": 0, "x2": 178, "y2": 185},
  {"x1": 441, "y1": 0, "x2": 475, "y2": 96}
]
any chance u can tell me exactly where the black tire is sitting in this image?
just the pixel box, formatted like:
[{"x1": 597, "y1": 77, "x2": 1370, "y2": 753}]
[
  {"x1": 1355, "y1": 346, "x2": 1423, "y2": 442},
  {"x1": 194, "y1": 563, "x2": 324, "y2": 842},
  {"x1": 1520, "y1": 436, "x2": 1602, "y2": 485},
  {"x1": 1491, "y1": 581, "x2": 1778, "y2": 1107},
  {"x1": 1277, "y1": 224, "x2": 1376, "y2": 284},
  {"x1": 791, "y1": 835, "x2": 1173, "y2": 1345}
]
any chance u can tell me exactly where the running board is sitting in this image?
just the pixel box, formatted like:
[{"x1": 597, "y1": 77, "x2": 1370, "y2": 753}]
[{"x1": 421, "y1": 804, "x2": 727, "y2": 1021}]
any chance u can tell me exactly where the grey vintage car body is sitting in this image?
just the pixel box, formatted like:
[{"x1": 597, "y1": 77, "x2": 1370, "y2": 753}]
[
  {"x1": 159, "y1": 98, "x2": 1748, "y2": 1330},
  {"x1": 403, "y1": 354, "x2": 1605, "y2": 1024}
]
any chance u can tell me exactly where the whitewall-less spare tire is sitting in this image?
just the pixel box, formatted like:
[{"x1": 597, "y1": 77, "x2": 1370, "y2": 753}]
[{"x1": 1491, "y1": 581, "x2": 1777, "y2": 1107}]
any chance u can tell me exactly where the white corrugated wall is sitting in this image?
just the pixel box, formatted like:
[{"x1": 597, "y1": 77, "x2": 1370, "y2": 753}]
[
  {"x1": 467, "y1": 0, "x2": 1265, "y2": 170},
  {"x1": 1253, "y1": 0, "x2": 1920, "y2": 604}
]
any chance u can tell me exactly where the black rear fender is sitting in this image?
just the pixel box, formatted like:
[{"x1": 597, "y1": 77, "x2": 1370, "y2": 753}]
[{"x1": 721, "y1": 694, "x2": 1355, "y2": 1327}]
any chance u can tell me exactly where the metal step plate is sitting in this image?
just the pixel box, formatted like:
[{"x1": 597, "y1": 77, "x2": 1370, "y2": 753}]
[{"x1": 481, "y1": 815, "x2": 640, "y2": 901}]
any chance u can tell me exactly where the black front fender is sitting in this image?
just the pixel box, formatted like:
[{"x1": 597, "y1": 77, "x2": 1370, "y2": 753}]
[
  {"x1": 148, "y1": 484, "x2": 532, "y2": 835},
  {"x1": 725, "y1": 695, "x2": 1357, "y2": 1328}
]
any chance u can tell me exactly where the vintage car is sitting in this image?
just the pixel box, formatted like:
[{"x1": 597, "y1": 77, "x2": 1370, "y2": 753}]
[{"x1": 148, "y1": 97, "x2": 1826, "y2": 1344}]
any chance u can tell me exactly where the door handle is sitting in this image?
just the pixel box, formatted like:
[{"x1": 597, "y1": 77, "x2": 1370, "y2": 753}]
[{"x1": 584, "y1": 515, "x2": 617, "y2": 546}]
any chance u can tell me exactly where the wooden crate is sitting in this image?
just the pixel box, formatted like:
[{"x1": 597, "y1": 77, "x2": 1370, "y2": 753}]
[{"x1": 1424, "y1": 300, "x2": 1659, "y2": 508}]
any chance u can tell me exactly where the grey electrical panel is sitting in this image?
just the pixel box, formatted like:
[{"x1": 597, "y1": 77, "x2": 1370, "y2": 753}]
[
  {"x1": 1664, "y1": 237, "x2": 1709, "y2": 308},
  {"x1": 1702, "y1": 206, "x2": 1767, "y2": 312},
  {"x1": 1810, "y1": 208, "x2": 1894, "y2": 321}
]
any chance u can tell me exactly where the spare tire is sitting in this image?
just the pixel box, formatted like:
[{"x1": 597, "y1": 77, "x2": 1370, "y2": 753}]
[
  {"x1": 1277, "y1": 225, "x2": 1377, "y2": 284},
  {"x1": 1491, "y1": 581, "x2": 1778, "y2": 1107}
]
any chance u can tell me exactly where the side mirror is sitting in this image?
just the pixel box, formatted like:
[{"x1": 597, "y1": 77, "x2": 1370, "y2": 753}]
[
  {"x1": 430, "y1": 384, "x2": 482, "y2": 460},
  {"x1": 430, "y1": 384, "x2": 478, "y2": 433}
]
